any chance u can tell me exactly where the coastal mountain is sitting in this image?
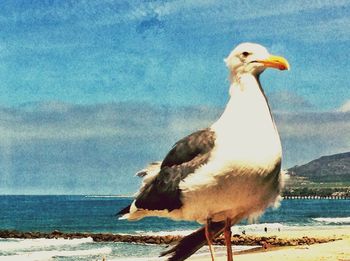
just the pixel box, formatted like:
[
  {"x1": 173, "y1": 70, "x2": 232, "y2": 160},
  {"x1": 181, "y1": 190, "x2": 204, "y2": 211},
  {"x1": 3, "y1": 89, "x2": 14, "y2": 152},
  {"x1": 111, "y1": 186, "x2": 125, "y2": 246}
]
[
  {"x1": 288, "y1": 152, "x2": 350, "y2": 183},
  {"x1": 285, "y1": 152, "x2": 350, "y2": 198}
]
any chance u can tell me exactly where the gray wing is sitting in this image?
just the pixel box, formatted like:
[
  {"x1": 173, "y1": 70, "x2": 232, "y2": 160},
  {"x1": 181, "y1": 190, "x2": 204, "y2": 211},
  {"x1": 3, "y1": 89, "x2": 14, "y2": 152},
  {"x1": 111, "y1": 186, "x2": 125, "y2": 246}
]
[{"x1": 134, "y1": 128, "x2": 216, "y2": 211}]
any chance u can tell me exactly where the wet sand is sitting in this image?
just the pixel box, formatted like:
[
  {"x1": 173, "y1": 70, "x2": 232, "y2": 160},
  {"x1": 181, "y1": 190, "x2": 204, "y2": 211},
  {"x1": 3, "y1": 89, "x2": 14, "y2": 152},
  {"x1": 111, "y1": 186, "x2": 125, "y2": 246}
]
[{"x1": 190, "y1": 226, "x2": 350, "y2": 261}]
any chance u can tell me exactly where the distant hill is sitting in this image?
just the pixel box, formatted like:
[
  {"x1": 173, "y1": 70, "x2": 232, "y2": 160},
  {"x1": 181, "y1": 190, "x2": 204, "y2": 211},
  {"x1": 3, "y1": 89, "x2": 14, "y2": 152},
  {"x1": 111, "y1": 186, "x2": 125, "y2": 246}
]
[
  {"x1": 288, "y1": 152, "x2": 350, "y2": 183},
  {"x1": 284, "y1": 152, "x2": 350, "y2": 198}
]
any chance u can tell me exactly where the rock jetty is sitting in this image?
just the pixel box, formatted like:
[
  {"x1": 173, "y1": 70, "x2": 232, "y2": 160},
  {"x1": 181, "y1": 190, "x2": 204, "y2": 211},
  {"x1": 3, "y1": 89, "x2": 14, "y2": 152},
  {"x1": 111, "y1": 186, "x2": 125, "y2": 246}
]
[{"x1": 0, "y1": 230, "x2": 338, "y2": 247}]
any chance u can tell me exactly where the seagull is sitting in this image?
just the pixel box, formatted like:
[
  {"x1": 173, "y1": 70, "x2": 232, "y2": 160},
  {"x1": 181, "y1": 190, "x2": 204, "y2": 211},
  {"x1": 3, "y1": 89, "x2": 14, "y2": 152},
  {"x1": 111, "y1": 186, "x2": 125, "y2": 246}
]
[{"x1": 117, "y1": 42, "x2": 289, "y2": 261}]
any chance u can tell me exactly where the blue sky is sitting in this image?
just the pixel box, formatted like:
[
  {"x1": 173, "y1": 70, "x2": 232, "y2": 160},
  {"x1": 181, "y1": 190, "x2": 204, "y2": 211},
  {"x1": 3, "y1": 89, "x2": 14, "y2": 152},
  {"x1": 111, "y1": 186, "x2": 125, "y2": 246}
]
[
  {"x1": 0, "y1": 0, "x2": 349, "y2": 109},
  {"x1": 0, "y1": 0, "x2": 349, "y2": 194}
]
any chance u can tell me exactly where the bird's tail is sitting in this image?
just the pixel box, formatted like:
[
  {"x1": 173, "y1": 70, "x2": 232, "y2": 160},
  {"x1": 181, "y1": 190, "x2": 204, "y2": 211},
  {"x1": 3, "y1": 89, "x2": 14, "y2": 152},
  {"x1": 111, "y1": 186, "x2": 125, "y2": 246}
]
[
  {"x1": 116, "y1": 205, "x2": 131, "y2": 216},
  {"x1": 160, "y1": 221, "x2": 225, "y2": 261}
]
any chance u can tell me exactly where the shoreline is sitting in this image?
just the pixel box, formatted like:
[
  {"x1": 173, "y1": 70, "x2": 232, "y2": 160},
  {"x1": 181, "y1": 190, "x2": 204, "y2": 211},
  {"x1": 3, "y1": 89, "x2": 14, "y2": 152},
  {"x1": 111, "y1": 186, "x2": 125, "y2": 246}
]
[
  {"x1": 0, "y1": 227, "x2": 344, "y2": 246},
  {"x1": 190, "y1": 226, "x2": 350, "y2": 260},
  {"x1": 1, "y1": 227, "x2": 349, "y2": 260},
  {"x1": 191, "y1": 238, "x2": 350, "y2": 261}
]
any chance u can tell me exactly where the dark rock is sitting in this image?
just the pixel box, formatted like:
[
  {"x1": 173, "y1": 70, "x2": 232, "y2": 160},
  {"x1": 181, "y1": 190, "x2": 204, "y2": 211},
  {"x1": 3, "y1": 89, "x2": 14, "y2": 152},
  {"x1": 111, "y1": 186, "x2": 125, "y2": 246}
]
[{"x1": 0, "y1": 230, "x2": 340, "y2": 248}]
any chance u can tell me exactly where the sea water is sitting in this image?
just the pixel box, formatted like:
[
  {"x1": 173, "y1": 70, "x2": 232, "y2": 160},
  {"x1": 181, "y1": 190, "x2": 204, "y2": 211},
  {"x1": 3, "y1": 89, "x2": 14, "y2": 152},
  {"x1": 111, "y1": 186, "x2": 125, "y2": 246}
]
[{"x1": 0, "y1": 196, "x2": 349, "y2": 260}]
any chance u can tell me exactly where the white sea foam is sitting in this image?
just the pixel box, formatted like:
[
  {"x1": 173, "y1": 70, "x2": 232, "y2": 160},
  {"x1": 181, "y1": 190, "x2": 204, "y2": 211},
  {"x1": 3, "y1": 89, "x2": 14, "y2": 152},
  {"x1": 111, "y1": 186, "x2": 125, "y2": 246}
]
[
  {"x1": 0, "y1": 237, "x2": 93, "y2": 251},
  {"x1": 0, "y1": 247, "x2": 112, "y2": 261},
  {"x1": 235, "y1": 222, "x2": 284, "y2": 231},
  {"x1": 140, "y1": 230, "x2": 194, "y2": 236},
  {"x1": 139, "y1": 223, "x2": 286, "y2": 237},
  {"x1": 313, "y1": 217, "x2": 350, "y2": 224}
]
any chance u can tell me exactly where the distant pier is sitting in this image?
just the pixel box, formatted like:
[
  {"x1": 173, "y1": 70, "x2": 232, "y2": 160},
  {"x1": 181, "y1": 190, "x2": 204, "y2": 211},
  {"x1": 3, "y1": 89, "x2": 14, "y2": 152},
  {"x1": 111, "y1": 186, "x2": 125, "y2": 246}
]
[{"x1": 283, "y1": 195, "x2": 349, "y2": 200}]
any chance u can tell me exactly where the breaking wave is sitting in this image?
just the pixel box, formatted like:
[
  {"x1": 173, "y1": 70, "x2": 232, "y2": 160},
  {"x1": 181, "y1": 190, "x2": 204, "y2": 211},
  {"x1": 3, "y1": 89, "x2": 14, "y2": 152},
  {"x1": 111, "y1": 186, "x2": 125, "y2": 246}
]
[
  {"x1": 0, "y1": 237, "x2": 93, "y2": 251},
  {"x1": 313, "y1": 217, "x2": 350, "y2": 224},
  {"x1": 0, "y1": 247, "x2": 112, "y2": 261}
]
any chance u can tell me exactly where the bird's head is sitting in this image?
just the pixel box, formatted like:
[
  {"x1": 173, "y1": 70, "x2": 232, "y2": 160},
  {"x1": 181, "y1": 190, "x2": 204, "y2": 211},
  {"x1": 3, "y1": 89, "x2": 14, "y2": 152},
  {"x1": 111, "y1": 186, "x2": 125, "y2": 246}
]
[{"x1": 225, "y1": 43, "x2": 289, "y2": 80}]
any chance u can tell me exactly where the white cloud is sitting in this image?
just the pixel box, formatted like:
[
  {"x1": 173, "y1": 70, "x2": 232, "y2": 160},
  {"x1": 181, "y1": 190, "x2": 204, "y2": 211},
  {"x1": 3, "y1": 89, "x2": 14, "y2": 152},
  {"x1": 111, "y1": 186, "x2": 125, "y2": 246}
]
[
  {"x1": 268, "y1": 91, "x2": 313, "y2": 112},
  {"x1": 0, "y1": 101, "x2": 349, "y2": 193},
  {"x1": 0, "y1": 102, "x2": 349, "y2": 166},
  {"x1": 0, "y1": 102, "x2": 220, "y2": 142},
  {"x1": 275, "y1": 111, "x2": 350, "y2": 166}
]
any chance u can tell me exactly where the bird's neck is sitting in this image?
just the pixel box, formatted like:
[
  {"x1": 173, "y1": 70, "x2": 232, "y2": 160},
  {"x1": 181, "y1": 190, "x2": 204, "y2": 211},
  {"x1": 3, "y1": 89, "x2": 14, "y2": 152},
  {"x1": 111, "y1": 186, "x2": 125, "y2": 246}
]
[
  {"x1": 211, "y1": 73, "x2": 282, "y2": 167},
  {"x1": 229, "y1": 72, "x2": 262, "y2": 96},
  {"x1": 212, "y1": 73, "x2": 275, "y2": 132}
]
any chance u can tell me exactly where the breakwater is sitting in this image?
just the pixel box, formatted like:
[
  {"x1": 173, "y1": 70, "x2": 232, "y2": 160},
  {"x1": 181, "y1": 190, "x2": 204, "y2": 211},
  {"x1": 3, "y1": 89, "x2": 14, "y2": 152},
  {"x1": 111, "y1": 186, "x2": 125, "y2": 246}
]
[
  {"x1": 282, "y1": 195, "x2": 349, "y2": 199},
  {"x1": 0, "y1": 230, "x2": 339, "y2": 247}
]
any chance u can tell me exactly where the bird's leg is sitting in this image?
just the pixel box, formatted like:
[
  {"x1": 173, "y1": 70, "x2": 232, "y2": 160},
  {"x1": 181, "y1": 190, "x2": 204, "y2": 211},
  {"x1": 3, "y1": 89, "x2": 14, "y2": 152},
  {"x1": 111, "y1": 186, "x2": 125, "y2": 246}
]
[
  {"x1": 224, "y1": 217, "x2": 233, "y2": 261},
  {"x1": 205, "y1": 217, "x2": 215, "y2": 261}
]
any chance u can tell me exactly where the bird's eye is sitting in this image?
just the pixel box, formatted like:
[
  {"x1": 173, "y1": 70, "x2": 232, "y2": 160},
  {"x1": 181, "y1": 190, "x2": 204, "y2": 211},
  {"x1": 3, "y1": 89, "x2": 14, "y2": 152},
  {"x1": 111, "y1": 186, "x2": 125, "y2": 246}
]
[{"x1": 242, "y1": 52, "x2": 250, "y2": 57}]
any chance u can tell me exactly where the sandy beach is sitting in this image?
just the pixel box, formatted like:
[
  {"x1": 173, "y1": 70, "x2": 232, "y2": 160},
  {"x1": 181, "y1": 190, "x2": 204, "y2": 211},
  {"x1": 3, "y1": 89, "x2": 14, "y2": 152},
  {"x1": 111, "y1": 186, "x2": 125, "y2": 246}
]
[{"x1": 190, "y1": 226, "x2": 350, "y2": 261}]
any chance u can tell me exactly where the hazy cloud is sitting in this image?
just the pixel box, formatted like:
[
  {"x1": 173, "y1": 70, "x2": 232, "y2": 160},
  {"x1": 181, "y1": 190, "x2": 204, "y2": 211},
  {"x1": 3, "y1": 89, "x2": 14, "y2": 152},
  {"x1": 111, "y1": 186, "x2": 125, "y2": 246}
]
[
  {"x1": 268, "y1": 91, "x2": 314, "y2": 112},
  {"x1": 0, "y1": 102, "x2": 348, "y2": 194},
  {"x1": 275, "y1": 111, "x2": 350, "y2": 167},
  {"x1": 0, "y1": 102, "x2": 221, "y2": 194}
]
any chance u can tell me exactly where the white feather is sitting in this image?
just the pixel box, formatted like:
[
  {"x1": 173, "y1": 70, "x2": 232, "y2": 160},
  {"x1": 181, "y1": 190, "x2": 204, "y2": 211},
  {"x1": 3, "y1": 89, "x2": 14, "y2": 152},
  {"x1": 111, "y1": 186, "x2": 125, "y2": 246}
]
[
  {"x1": 124, "y1": 43, "x2": 287, "y2": 225},
  {"x1": 177, "y1": 74, "x2": 283, "y2": 223}
]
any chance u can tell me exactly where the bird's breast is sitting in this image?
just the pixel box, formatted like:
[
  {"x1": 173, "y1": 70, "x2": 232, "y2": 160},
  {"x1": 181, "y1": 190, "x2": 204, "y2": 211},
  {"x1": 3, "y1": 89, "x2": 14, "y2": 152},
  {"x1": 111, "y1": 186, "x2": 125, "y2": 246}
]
[
  {"x1": 210, "y1": 85, "x2": 282, "y2": 171},
  {"x1": 215, "y1": 124, "x2": 281, "y2": 168},
  {"x1": 180, "y1": 111, "x2": 282, "y2": 193}
]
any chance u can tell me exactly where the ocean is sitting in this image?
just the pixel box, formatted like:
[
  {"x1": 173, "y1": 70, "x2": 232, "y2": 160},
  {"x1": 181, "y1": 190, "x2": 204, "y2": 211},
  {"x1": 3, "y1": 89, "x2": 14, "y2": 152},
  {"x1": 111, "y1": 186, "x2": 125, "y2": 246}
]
[{"x1": 0, "y1": 195, "x2": 349, "y2": 260}]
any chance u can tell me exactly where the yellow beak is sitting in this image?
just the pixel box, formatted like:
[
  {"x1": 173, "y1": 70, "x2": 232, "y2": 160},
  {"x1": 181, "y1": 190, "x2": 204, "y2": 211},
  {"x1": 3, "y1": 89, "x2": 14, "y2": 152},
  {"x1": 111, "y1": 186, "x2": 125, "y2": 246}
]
[{"x1": 257, "y1": 55, "x2": 290, "y2": 71}]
